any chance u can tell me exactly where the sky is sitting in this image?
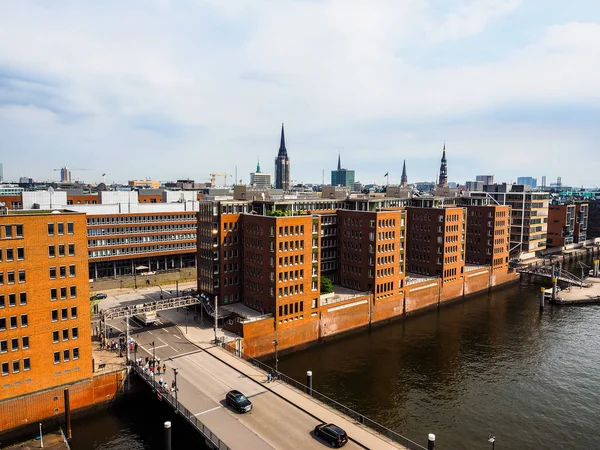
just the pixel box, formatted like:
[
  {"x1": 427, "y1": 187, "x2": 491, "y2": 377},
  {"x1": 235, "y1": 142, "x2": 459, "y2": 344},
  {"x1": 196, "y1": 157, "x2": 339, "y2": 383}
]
[{"x1": 1, "y1": 0, "x2": 599, "y2": 188}]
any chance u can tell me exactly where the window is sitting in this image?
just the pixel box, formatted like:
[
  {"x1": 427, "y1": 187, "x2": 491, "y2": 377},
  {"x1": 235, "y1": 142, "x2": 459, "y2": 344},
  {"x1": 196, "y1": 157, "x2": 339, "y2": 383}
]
[
  {"x1": 1, "y1": 362, "x2": 8, "y2": 376},
  {"x1": 70, "y1": 286, "x2": 77, "y2": 298},
  {"x1": 11, "y1": 338, "x2": 18, "y2": 351},
  {"x1": 58, "y1": 244, "x2": 65, "y2": 257},
  {"x1": 67, "y1": 222, "x2": 74, "y2": 234},
  {"x1": 68, "y1": 244, "x2": 75, "y2": 256},
  {"x1": 53, "y1": 330, "x2": 59, "y2": 343},
  {"x1": 71, "y1": 327, "x2": 79, "y2": 339},
  {"x1": 50, "y1": 267, "x2": 57, "y2": 279},
  {"x1": 48, "y1": 223, "x2": 55, "y2": 236},
  {"x1": 12, "y1": 360, "x2": 20, "y2": 373},
  {"x1": 24, "y1": 358, "x2": 30, "y2": 371},
  {"x1": 62, "y1": 329, "x2": 69, "y2": 341},
  {"x1": 19, "y1": 292, "x2": 26, "y2": 306},
  {"x1": 48, "y1": 245, "x2": 56, "y2": 257},
  {"x1": 22, "y1": 336, "x2": 29, "y2": 349},
  {"x1": 54, "y1": 351, "x2": 60, "y2": 364},
  {"x1": 69, "y1": 265, "x2": 76, "y2": 277},
  {"x1": 0, "y1": 273, "x2": 3, "y2": 285},
  {"x1": 17, "y1": 248, "x2": 24, "y2": 260},
  {"x1": 0, "y1": 318, "x2": 5, "y2": 330},
  {"x1": 57, "y1": 223, "x2": 64, "y2": 235},
  {"x1": 71, "y1": 306, "x2": 78, "y2": 319},
  {"x1": 73, "y1": 347, "x2": 79, "y2": 360},
  {"x1": 9, "y1": 294, "x2": 16, "y2": 307},
  {"x1": 16, "y1": 224, "x2": 23, "y2": 237},
  {"x1": 0, "y1": 248, "x2": 2, "y2": 262},
  {"x1": 0, "y1": 340, "x2": 7, "y2": 353},
  {"x1": 51, "y1": 310, "x2": 58, "y2": 321},
  {"x1": 61, "y1": 308, "x2": 68, "y2": 320},
  {"x1": 18, "y1": 270, "x2": 25, "y2": 283},
  {"x1": 21, "y1": 314, "x2": 28, "y2": 327},
  {"x1": 60, "y1": 287, "x2": 67, "y2": 299},
  {"x1": 63, "y1": 349, "x2": 70, "y2": 362},
  {"x1": 6, "y1": 248, "x2": 14, "y2": 261},
  {"x1": 5, "y1": 225, "x2": 13, "y2": 238},
  {"x1": 7, "y1": 271, "x2": 15, "y2": 284},
  {"x1": 51, "y1": 288, "x2": 57, "y2": 301},
  {"x1": 10, "y1": 316, "x2": 17, "y2": 329},
  {"x1": 60, "y1": 266, "x2": 66, "y2": 278}
]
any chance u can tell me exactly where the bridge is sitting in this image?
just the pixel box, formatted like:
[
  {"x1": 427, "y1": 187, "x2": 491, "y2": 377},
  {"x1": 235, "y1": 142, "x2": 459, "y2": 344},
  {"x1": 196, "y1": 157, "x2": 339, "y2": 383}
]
[
  {"x1": 516, "y1": 264, "x2": 591, "y2": 287},
  {"x1": 101, "y1": 295, "x2": 201, "y2": 320}
]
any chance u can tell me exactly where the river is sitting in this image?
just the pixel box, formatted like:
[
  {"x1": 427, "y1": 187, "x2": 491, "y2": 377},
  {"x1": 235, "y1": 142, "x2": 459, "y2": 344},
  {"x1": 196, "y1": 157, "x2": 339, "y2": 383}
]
[{"x1": 71, "y1": 265, "x2": 600, "y2": 449}]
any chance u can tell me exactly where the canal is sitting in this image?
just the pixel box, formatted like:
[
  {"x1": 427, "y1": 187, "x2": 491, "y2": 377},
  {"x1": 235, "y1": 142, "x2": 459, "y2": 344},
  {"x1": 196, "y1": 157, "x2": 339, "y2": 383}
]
[{"x1": 71, "y1": 264, "x2": 600, "y2": 449}]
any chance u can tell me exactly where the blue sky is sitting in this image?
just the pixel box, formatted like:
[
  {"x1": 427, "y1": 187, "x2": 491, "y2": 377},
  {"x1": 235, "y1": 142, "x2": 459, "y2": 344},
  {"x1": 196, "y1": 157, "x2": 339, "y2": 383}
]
[{"x1": 1, "y1": 0, "x2": 599, "y2": 187}]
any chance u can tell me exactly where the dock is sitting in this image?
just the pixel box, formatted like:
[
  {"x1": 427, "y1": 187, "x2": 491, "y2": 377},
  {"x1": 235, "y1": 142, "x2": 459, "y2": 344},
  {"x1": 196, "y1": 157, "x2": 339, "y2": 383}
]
[{"x1": 551, "y1": 277, "x2": 600, "y2": 305}]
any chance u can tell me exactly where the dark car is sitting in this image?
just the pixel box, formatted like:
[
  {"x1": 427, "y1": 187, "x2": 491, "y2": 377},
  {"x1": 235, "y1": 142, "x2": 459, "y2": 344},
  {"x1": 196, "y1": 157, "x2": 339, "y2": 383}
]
[
  {"x1": 96, "y1": 293, "x2": 108, "y2": 299},
  {"x1": 314, "y1": 423, "x2": 348, "y2": 447},
  {"x1": 225, "y1": 390, "x2": 252, "y2": 413}
]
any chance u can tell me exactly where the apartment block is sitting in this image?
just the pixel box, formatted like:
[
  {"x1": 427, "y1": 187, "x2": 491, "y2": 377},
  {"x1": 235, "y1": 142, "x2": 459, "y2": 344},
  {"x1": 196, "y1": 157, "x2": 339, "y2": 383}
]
[
  {"x1": 574, "y1": 203, "x2": 589, "y2": 243},
  {"x1": 0, "y1": 210, "x2": 91, "y2": 401},
  {"x1": 465, "y1": 205, "x2": 510, "y2": 269},
  {"x1": 406, "y1": 207, "x2": 466, "y2": 284},
  {"x1": 547, "y1": 204, "x2": 576, "y2": 247}
]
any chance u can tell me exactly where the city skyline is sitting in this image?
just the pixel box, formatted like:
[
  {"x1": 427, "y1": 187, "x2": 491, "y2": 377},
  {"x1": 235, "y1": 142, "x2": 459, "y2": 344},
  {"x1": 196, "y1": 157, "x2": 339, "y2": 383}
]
[{"x1": 1, "y1": 1, "x2": 599, "y2": 186}]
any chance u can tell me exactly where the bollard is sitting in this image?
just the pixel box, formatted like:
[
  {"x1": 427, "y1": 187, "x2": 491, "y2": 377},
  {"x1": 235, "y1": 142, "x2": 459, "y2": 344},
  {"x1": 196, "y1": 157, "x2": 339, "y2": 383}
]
[
  {"x1": 164, "y1": 421, "x2": 172, "y2": 450},
  {"x1": 306, "y1": 371, "x2": 313, "y2": 396},
  {"x1": 540, "y1": 288, "x2": 545, "y2": 309},
  {"x1": 64, "y1": 389, "x2": 72, "y2": 439},
  {"x1": 594, "y1": 260, "x2": 599, "y2": 278},
  {"x1": 428, "y1": 433, "x2": 435, "y2": 450},
  {"x1": 552, "y1": 277, "x2": 557, "y2": 301}
]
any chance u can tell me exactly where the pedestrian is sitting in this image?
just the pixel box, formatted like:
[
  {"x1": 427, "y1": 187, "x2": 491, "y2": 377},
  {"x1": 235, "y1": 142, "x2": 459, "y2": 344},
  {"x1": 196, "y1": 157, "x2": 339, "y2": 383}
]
[
  {"x1": 134, "y1": 342, "x2": 138, "y2": 353},
  {"x1": 162, "y1": 364, "x2": 166, "y2": 374},
  {"x1": 157, "y1": 365, "x2": 161, "y2": 375},
  {"x1": 159, "y1": 376, "x2": 164, "y2": 387},
  {"x1": 171, "y1": 380, "x2": 176, "y2": 391},
  {"x1": 267, "y1": 373, "x2": 272, "y2": 383}
]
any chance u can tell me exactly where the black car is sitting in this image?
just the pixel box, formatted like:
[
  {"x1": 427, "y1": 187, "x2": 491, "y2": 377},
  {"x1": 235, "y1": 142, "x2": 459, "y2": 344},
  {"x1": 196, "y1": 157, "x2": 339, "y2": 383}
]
[
  {"x1": 225, "y1": 390, "x2": 252, "y2": 413},
  {"x1": 314, "y1": 423, "x2": 348, "y2": 447}
]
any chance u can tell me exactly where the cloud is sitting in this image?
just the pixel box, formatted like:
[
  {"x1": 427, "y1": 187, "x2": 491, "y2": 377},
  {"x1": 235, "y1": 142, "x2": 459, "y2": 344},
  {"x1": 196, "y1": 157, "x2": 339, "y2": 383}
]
[{"x1": 0, "y1": 0, "x2": 598, "y2": 187}]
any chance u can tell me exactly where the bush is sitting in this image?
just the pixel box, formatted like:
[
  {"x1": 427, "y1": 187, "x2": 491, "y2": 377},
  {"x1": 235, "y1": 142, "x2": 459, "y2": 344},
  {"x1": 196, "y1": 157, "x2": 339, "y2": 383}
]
[{"x1": 320, "y1": 277, "x2": 334, "y2": 294}]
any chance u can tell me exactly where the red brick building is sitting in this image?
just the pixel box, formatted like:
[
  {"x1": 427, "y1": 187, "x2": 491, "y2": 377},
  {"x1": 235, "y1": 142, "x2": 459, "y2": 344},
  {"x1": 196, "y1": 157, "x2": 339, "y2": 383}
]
[{"x1": 465, "y1": 205, "x2": 510, "y2": 270}]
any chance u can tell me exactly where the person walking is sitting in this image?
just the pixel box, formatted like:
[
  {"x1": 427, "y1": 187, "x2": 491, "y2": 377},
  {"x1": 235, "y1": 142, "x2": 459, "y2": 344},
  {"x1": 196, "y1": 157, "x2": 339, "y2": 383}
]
[
  {"x1": 162, "y1": 364, "x2": 166, "y2": 374},
  {"x1": 159, "y1": 376, "x2": 164, "y2": 387}
]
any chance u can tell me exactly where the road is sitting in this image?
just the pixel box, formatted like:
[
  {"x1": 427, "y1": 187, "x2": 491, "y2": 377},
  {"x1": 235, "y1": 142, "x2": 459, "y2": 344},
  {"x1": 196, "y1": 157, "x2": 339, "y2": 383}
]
[{"x1": 109, "y1": 316, "x2": 363, "y2": 450}]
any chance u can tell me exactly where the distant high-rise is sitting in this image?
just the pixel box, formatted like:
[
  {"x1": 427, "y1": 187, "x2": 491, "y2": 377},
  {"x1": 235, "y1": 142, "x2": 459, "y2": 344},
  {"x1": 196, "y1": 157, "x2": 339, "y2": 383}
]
[
  {"x1": 476, "y1": 175, "x2": 494, "y2": 185},
  {"x1": 517, "y1": 177, "x2": 537, "y2": 188},
  {"x1": 250, "y1": 159, "x2": 272, "y2": 189},
  {"x1": 438, "y1": 144, "x2": 448, "y2": 187},
  {"x1": 331, "y1": 154, "x2": 355, "y2": 189},
  {"x1": 400, "y1": 160, "x2": 408, "y2": 187},
  {"x1": 274, "y1": 124, "x2": 290, "y2": 191}
]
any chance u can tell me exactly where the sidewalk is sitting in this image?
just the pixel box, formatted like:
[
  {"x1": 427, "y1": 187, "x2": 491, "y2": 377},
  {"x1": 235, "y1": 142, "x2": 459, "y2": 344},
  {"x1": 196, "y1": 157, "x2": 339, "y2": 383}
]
[{"x1": 158, "y1": 309, "x2": 410, "y2": 450}]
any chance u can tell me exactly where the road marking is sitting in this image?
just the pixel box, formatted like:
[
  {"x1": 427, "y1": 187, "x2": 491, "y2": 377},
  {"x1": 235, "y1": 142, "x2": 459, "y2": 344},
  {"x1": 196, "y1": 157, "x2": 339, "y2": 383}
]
[
  {"x1": 148, "y1": 331, "x2": 154, "y2": 335},
  {"x1": 195, "y1": 406, "x2": 221, "y2": 416},
  {"x1": 173, "y1": 335, "x2": 182, "y2": 339}
]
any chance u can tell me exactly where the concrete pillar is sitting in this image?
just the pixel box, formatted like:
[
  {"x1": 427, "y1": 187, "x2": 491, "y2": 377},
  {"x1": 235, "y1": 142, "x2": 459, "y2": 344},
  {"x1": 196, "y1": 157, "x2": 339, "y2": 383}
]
[
  {"x1": 552, "y1": 278, "x2": 557, "y2": 301},
  {"x1": 594, "y1": 260, "x2": 599, "y2": 278},
  {"x1": 540, "y1": 288, "x2": 545, "y2": 309},
  {"x1": 64, "y1": 389, "x2": 72, "y2": 439},
  {"x1": 164, "y1": 421, "x2": 172, "y2": 450},
  {"x1": 306, "y1": 371, "x2": 313, "y2": 396},
  {"x1": 428, "y1": 433, "x2": 435, "y2": 450}
]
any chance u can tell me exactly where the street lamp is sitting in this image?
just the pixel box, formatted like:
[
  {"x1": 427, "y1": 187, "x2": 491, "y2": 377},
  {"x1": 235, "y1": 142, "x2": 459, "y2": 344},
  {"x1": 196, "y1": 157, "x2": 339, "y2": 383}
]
[
  {"x1": 272, "y1": 339, "x2": 279, "y2": 375},
  {"x1": 172, "y1": 367, "x2": 179, "y2": 412},
  {"x1": 134, "y1": 269, "x2": 138, "y2": 289},
  {"x1": 151, "y1": 341, "x2": 156, "y2": 391},
  {"x1": 488, "y1": 434, "x2": 495, "y2": 450}
]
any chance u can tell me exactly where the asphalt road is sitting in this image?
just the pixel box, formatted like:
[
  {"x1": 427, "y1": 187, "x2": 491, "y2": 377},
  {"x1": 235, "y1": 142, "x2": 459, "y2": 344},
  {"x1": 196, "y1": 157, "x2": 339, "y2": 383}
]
[{"x1": 108, "y1": 316, "x2": 362, "y2": 450}]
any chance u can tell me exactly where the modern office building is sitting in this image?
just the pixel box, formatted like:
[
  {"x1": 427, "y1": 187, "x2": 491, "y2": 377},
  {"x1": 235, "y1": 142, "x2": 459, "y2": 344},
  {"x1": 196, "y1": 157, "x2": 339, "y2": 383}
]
[
  {"x1": 0, "y1": 209, "x2": 92, "y2": 401},
  {"x1": 330, "y1": 155, "x2": 355, "y2": 190},
  {"x1": 476, "y1": 175, "x2": 494, "y2": 185},
  {"x1": 465, "y1": 181, "x2": 484, "y2": 192},
  {"x1": 274, "y1": 124, "x2": 291, "y2": 192},
  {"x1": 547, "y1": 202, "x2": 588, "y2": 247},
  {"x1": 250, "y1": 161, "x2": 272, "y2": 189},
  {"x1": 517, "y1": 177, "x2": 537, "y2": 189}
]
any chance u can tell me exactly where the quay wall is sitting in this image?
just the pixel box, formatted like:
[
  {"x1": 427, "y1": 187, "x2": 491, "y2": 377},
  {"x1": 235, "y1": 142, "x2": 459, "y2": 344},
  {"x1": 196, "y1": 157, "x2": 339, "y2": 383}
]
[
  {"x1": 241, "y1": 267, "x2": 519, "y2": 358},
  {"x1": 0, "y1": 369, "x2": 126, "y2": 433}
]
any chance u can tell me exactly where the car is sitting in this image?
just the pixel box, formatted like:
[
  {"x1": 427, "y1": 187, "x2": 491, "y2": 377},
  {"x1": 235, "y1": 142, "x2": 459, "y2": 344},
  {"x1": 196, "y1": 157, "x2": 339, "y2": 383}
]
[
  {"x1": 225, "y1": 390, "x2": 252, "y2": 413},
  {"x1": 96, "y1": 293, "x2": 108, "y2": 299},
  {"x1": 314, "y1": 423, "x2": 348, "y2": 448}
]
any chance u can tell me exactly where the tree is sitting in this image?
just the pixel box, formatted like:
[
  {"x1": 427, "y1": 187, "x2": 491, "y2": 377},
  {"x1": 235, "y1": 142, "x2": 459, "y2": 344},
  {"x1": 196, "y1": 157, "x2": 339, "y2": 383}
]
[{"x1": 320, "y1": 276, "x2": 334, "y2": 294}]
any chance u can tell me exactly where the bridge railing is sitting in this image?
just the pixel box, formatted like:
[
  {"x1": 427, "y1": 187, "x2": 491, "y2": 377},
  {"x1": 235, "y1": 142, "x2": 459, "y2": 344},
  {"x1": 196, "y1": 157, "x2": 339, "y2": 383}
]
[
  {"x1": 131, "y1": 363, "x2": 232, "y2": 450},
  {"x1": 217, "y1": 342, "x2": 426, "y2": 450}
]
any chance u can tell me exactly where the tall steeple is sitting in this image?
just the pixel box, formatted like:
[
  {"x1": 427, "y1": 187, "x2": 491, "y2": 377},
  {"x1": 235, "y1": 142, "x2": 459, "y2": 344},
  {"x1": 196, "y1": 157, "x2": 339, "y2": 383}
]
[
  {"x1": 278, "y1": 123, "x2": 287, "y2": 157},
  {"x1": 438, "y1": 143, "x2": 448, "y2": 187},
  {"x1": 401, "y1": 159, "x2": 408, "y2": 187},
  {"x1": 274, "y1": 123, "x2": 291, "y2": 191},
  {"x1": 256, "y1": 157, "x2": 261, "y2": 173},
  {"x1": 337, "y1": 153, "x2": 342, "y2": 170}
]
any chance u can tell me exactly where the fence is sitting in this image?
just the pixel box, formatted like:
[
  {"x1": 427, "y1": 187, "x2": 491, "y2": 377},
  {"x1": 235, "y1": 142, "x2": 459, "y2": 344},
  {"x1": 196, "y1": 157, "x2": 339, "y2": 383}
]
[
  {"x1": 131, "y1": 364, "x2": 231, "y2": 450},
  {"x1": 217, "y1": 342, "x2": 427, "y2": 450}
]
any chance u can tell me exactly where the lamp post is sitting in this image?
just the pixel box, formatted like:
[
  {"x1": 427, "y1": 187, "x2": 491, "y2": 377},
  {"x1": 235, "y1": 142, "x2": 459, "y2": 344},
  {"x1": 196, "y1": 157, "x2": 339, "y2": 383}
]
[
  {"x1": 172, "y1": 367, "x2": 179, "y2": 412},
  {"x1": 134, "y1": 268, "x2": 138, "y2": 289},
  {"x1": 272, "y1": 339, "x2": 279, "y2": 375},
  {"x1": 151, "y1": 341, "x2": 156, "y2": 391},
  {"x1": 488, "y1": 435, "x2": 495, "y2": 450}
]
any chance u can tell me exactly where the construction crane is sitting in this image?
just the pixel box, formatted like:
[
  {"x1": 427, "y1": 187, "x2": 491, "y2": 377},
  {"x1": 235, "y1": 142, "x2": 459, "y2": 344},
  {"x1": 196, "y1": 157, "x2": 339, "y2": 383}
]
[
  {"x1": 53, "y1": 166, "x2": 90, "y2": 183},
  {"x1": 209, "y1": 173, "x2": 230, "y2": 186}
]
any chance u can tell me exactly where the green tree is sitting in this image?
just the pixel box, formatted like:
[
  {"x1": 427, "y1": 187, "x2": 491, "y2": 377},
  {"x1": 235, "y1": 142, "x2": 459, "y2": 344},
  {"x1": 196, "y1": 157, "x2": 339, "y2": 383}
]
[{"x1": 320, "y1": 276, "x2": 334, "y2": 294}]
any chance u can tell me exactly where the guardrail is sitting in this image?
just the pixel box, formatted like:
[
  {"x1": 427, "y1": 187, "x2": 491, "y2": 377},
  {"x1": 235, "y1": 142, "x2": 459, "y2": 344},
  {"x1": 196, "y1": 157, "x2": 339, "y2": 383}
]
[
  {"x1": 131, "y1": 363, "x2": 232, "y2": 450},
  {"x1": 217, "y1": 343, "x2": 426, "y2": 450}
]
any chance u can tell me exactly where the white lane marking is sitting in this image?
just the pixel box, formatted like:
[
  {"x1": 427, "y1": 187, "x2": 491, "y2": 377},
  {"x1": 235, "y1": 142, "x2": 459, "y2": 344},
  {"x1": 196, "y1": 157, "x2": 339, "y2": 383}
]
[
  {"x1": 173, "y1": 335, "x2": 182, "y2": 339},
  {"x1": 155, "y1": 344, "x2": 168, "y2": 349},
  {"x1": 148, "y1": 331, "x2": 154, "y2": 335},
  {"x1": 195, "y1": 406, "x2": 221, "y2": 416}
]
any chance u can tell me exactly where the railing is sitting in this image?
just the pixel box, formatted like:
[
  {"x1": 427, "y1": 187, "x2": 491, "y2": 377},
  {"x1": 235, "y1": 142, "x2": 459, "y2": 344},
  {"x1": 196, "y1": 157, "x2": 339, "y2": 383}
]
[
  {"x1": 101, "y1": 295, "x2": 200, "y2": 320},
  {"x1": 216, "y1": 343, "x2": 426, "y2": 450},
  {"x1": 131, "y1": 363, "x2": 232, "y2": 450}
]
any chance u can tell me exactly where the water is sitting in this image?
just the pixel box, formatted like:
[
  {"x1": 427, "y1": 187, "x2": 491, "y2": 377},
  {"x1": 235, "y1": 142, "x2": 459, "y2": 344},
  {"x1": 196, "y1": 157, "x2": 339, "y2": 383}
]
[{"x1": 71, "y1": 264, "x2": 600, "y2": 449}]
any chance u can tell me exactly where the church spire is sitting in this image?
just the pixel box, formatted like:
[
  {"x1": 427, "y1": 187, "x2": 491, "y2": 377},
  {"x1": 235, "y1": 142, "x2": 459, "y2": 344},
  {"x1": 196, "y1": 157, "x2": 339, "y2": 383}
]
[
  {"x1": 337, "y1": 153, "x2": 342, "y2": 170},
  {"x1": 256, "y1": 157, "x2": 261, "y2": 173},
  {"x1": 438, "y1": 143, "x2": 448, "y2": 187},
  {"x1": 278, "y1": 123, "x2": 287, "y2": 157},
  {"x1": 401, "y1": 159, "x2": 408, "y2": 187}
]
